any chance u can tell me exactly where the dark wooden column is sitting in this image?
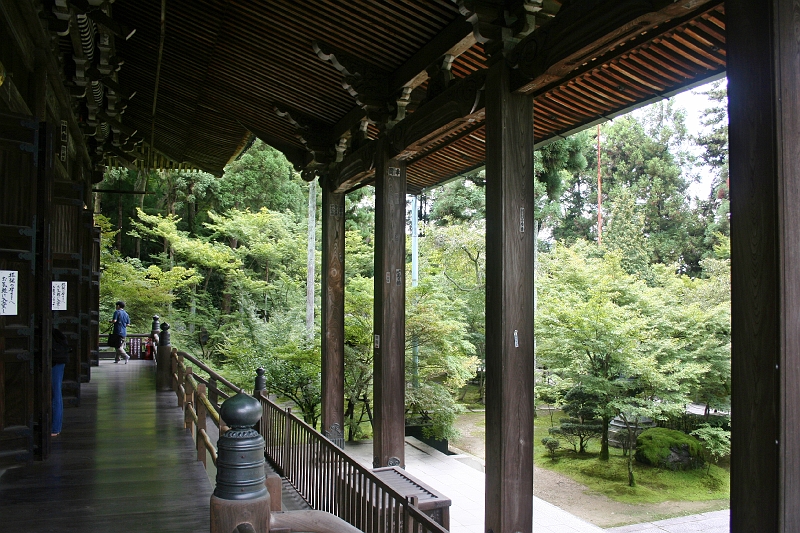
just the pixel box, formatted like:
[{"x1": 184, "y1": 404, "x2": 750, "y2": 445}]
[
  {"x1": 484, "y1": 59, "x2": 535, "y2": 533},
  {"x1": 321, "y1": 178, "x2": 345, "y2": 447},
  {"x1": 372, "y1": 143, "x2": 406, "y2": 468},
  {"x1": 729, "y1": 1, "x2": 800, "y2": 531}
]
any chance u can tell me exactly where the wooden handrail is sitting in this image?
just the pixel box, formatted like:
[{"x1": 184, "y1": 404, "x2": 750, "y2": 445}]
[
  {"x1": 170, "y1": 350, "x2": 221, "y2": 470},
  {"x1": 178, "y1": 350, "x2": 243, "y2": 400},
  {"x1": 256, "y1": 392, "x2": 448, "y2": 533},
  {"x1": 163, "y1": 352, "x2": 444, "y2": 532}
]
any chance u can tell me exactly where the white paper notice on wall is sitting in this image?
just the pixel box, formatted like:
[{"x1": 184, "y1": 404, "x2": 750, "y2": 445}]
[
  {"x1": 52, "y1": 281, "x2": 68, "y2": 311},
  {"x1": 0, "y1": 270, "x2": 19, "y2": 316}
]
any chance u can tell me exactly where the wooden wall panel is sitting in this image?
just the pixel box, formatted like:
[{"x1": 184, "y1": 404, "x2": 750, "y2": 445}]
[
  {"x1": 51, "y1": 204, "x2": 79, "y2": 254},
  {"x1": 52, "y1": 183, "x2": 85, "y2": 405},
  {"x1": 0, "y1": 112, "x2": 39, "y2": 463}
]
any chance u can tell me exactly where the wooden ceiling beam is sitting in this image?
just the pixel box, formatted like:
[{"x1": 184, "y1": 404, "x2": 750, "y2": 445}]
[
  {"x1": 387, "y1": 69, "x2": 487, "y2": 159},
  {"x1": 329, "y1": 140, "x2": 377, "y2": 193},
  {"x1": 508, "y1": 0, "x2": 723, "y2": 95},
  {"x1": 389, "y1": 16, "x2": 476, "y2": 91}
]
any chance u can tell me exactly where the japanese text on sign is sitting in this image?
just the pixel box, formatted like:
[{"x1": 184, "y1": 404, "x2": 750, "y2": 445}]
[
  {"x1": 52, "y1": 281, "x2": 68, "y2": 311},
  {"x1": 0, "y1": 270, "x2": 19, "y2": 316}
]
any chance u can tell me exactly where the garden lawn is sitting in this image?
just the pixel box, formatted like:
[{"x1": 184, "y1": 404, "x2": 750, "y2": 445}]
[{"x1": 533, "y1": 409, "x2": 730, "y2": 505}]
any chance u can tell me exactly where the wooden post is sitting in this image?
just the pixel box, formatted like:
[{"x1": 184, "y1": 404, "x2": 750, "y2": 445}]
[
  {"x1": 184, "y1": 367, "x2": 194, "y2": 430},
  {"x1": 170, "y1": 348, "x2": 183, "y2": 396},
  {"x1": 284, "y1": 408, "x2": 293, "y2": 477},
  {"x1": 728, "y1": 0, "x2": 800, "y2": 530},
  {"x1": 372, "y1": 142, "x2": 406, "y2": 468},
  {"x1": 34, "y1": 49, "x2": 54, "y2": 459},
  {"x1": 321, "y1": 178, "x2": 345, "y2": 447},
  {"x1": 483, "y1": 59, "x2": 535, "y2": 533},
  {"x1": 156, "y1": 323, "x2": 172, "y2": 391},
  {"x1": 209, "y1": 378, "x2": 219, "y2": 411},
  {"x1": 197, "y1": 383, "x2": 207, "y2": 467}
]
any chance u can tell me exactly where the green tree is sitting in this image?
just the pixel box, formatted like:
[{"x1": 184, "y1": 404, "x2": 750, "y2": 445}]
[
  {"x1": 96, "y1": 214, "x2": 200, "y2": 332},
  {"x1": 604, "y1": 188, "x2": 653, "y2": 282},
  {"x1": 429, "y1": 174, "x2": 485, "y2": 225},
  {"x1": 405, "y1": 278, "x2": 478, "y2": 440},
  {"x1": 551, "y1": 102, "x2": 713, "y2": 274},
  {"x1": 693, "y1": 81, "x2": 730, "y2": 256},
  {"x1": 420, "y1": 221, "x2": 486, "y2": 402},
  {"x1": 536, "y1": 242, "x2": 712, "y2": 470},
  {"x1": 216, "y1": 140, "x2": 306, "y2": 216},
  {"x1": 603, "y1": 103, "x2": 705, "y2": 272},
  {"x1": 691, "y1": 423, "x2": 731, "y2": 474},
  {"x1": 548, "y1": 385, "x2": 604, "y2": 454},
  {"x1": 343, "y1": 275, "x2": 375, "y2": 440}
]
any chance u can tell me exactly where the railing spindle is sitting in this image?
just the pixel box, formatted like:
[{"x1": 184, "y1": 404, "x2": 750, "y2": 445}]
[{"x1": 253, "y1": 379, "x2": 449, "y2": 533}]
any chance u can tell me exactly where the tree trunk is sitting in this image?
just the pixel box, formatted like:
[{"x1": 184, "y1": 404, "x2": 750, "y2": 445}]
[
  {"x1": 345, "y1": 399, "x2": 355, "y2": 441},
  {"x1": 362, "y1": 395, "x2": 374, "y2": 429},
  {"x1": 600, "y1": 417, "x2": 610, "y2": 461},
  {"x1": 626, "y1": 423, "x2": 637, "y2": 486},
  {"x1": 305, "y1": 180, "x2": 317, "y2": 341},
  {"x1": 222, "y1": 291, "x2": 232, "y2": 314},
  {"x1": 627, "y1": 446, "x2": 636, "y2": 487},
  {"x1": 189, "y1": 285, "x2": 196, "y2": 334},
  {"x1": 134, "y1": 171, "x2": 148, "y2": 259},
  {"x1": 187, "y1": 182, "x2": 195, "y2": 236},
  {"x1": 117, "y1": 195, "x2": 123, "y2": 252}
]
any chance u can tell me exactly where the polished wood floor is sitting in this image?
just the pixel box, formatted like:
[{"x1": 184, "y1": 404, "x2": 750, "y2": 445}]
[{"x1": 0, "y1": 360, "x2": 213, "y2": 532}]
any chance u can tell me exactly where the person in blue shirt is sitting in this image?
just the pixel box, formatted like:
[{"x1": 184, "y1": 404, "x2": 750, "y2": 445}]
[
  {"x1": 111, "y1": 300, "x2": 131, "y2": 363},
  {"x1": 51, "y1": 328, "x2": 71, "y2": 436}
]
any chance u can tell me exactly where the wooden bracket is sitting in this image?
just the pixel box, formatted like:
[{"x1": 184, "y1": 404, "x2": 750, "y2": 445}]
[
  {"x1": 313, "y1": 41, "x2": 394, "y2": 122},
  {"x1": 457, "y1": 0, "x2": 542, "y2": 56}
]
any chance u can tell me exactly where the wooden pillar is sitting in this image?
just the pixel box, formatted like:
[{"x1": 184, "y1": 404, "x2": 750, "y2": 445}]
[
  {"x1": 372, "y1": 142, "x2": 406, "y2": 468},
  {"x1": 321, "y1": 178, "x2": 345, "y2": 447},
  {"x1": 484, "y1": 59, "x2": 535, "y2": 533},
  {"x1": 34, "y1": 50, "x2": 55, "y2": 459},
  {"x1": 729, "y1": 1, "x2": 800, "y2": 531}
]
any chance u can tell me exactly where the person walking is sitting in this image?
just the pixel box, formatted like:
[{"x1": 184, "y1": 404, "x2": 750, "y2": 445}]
[
  {"x1": 111, "y1": 300, "x2": 131, "y2": 363},
  {"x1": 51, "y1": 328, "x2": 71, "y2": 436}
]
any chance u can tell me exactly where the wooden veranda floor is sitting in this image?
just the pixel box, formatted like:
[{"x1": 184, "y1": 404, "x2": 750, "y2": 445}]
[{"x1": 0, "y1": 360, "x2": 213, "y2": 533}]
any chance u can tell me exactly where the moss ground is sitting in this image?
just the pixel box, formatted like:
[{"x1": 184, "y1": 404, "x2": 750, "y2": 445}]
[{"x1": 533, "y1": 409, "x2": 730, "y2": 504}]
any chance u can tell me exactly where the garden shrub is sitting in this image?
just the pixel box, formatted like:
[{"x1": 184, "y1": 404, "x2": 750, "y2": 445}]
[
  {"x1": 635, "y1": 427, "x2": 704, "y2": 471},
  {"x1": 541, "y1": 437, "x2": 560, "y2": 459}
]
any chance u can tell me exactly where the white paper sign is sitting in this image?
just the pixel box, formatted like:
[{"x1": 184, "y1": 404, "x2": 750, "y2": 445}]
[
  {"x1": 1, "y1": 270, "x2": 19, "y2": 316},
  {"x1": 52, "y1": 281, "x2": 68, "y2": 311}
]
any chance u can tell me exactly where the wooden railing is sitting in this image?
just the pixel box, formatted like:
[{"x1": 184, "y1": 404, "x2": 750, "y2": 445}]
[
  {"x1": 257, "y1": 393, "x2": 449, "y2": 533},
  {"x1": 100, "y1": 332, "x2": 152, "y2": 359},
  {"x1": 169, "y1": 349, "x2": 243, "y2": 470},
  {"x1": 172, "y1": 349, "x2": 243, "y2": 411},
  {"x1": 164, "y1": 355, "x2": 448, "y2": 532}
]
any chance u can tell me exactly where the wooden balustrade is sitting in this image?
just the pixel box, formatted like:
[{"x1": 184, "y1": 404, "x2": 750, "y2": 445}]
[
  {"x1": 164, "y1": 354, "x2": 446, "y2": 532},
  {"x1": 257, "y1": 392, "x2": 449, "y2": 533},
  {"x1": 170, "y1": 350, "x2": 223, "y2": 470}
]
